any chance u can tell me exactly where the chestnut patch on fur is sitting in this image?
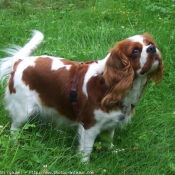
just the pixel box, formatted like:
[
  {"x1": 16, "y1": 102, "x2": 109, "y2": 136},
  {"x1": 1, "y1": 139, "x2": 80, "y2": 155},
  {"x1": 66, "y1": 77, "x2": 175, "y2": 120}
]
[
  {"x1": 22, "y1": 57, "x2": 79, "y2": 121},
  {"x1": 117, "y1": 39, "x2": 142, "y2": 73}
]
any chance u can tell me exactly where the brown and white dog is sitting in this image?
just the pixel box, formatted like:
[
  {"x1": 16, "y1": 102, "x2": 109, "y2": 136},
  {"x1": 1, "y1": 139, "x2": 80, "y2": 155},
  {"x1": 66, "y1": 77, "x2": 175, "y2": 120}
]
[{"x1": 0, "y1": 31, "x2": 163, "y2": 162}]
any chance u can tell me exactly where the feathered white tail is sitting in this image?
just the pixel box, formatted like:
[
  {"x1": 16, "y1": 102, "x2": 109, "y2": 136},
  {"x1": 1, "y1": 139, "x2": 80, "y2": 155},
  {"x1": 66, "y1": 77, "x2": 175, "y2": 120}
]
[{"x1": 0, "y1": 30, "x2": 44, "y2": 83}]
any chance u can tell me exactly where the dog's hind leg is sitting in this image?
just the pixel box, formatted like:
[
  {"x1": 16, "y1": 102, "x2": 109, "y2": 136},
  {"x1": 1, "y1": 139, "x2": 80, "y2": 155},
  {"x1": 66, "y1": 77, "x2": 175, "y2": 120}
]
[
  {"x1": 4, "y1": 87, "x2": 38, "y2": 136},
  {"x1": 9, "y1": 105, "x2": 34, "y2": 136}
]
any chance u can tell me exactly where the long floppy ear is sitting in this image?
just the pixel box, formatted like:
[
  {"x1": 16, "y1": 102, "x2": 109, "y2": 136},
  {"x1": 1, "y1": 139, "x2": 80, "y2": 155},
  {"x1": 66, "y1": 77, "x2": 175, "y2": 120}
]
[
  {"x1": 149, "y1": 56, "x2": 164, "y2": 84},
  {"x1": 102, "y1": 46, "x2": 134, "y2": 108}
]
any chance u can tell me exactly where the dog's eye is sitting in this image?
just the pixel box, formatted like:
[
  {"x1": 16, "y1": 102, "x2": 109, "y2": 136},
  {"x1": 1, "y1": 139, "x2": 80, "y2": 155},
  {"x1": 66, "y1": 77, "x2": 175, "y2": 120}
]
[{"x1": 132, "y1": 48, "x2": 140, "y2": 54}]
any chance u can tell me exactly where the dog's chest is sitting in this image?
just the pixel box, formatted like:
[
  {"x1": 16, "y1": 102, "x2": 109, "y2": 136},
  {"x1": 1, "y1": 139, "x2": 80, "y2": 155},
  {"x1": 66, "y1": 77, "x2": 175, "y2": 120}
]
[
  {"x1": 94, "y1": 110, "x2": 124, "y2": 130},
  {"x1": 123, "y1": 76, "x2": 147, "y2": 107},
  {"x1": 123, "y1": 76, "x2": 147, "y2": 115}
]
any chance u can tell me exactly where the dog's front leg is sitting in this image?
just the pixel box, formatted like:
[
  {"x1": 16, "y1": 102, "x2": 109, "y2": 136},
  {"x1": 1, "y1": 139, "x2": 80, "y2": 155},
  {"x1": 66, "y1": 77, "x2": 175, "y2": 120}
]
[
  {"x1": 108, "y1": 128, "x2": 115, "y2": 149},
  {"x1": 78, "y1": 124, "x2": 100, "y2": 163}
]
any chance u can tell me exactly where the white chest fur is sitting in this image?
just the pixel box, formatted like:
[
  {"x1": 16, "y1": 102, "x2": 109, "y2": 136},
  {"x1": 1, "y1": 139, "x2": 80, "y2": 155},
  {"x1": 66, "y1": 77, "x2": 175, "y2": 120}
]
[{"x1": 124, "y1": 75, "x2": 147, "y2": 107}]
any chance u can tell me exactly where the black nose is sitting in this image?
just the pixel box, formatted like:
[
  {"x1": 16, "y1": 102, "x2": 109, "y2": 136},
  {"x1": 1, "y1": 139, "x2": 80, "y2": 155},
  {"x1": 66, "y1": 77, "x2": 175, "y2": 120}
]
[{"x1": 146, "y1": 44, "x2": 156, "y2": 53}]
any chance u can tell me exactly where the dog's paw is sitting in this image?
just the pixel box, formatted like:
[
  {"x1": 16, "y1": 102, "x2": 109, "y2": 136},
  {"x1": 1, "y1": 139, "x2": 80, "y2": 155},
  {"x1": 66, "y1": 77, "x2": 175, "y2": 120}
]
[
  {"x1": 81, "y1": 156, "x2": 90, "y2": 164},
  {"x1": 108, "y1": 143, "x2": 114, "y2": 150}
]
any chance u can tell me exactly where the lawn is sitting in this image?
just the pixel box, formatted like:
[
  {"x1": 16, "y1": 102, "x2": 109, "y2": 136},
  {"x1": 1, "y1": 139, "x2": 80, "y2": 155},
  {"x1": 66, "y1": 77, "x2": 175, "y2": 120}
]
[{"x1": 0, "y1": 0, "x2": 175, "y2": 174}]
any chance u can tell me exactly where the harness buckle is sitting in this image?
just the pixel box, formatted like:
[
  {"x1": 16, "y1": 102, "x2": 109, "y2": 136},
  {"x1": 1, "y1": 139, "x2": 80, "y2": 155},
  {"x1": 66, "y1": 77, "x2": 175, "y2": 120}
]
[{"x1": 70, "y1": 90, "x2": 78, "y2": 103}]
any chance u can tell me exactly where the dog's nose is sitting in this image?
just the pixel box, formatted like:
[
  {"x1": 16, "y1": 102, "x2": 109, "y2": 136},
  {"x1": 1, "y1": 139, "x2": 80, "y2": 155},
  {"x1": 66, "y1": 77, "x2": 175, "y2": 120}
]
[{"x1": 146, "y1": 44, "x2": 156, "y2": 54}]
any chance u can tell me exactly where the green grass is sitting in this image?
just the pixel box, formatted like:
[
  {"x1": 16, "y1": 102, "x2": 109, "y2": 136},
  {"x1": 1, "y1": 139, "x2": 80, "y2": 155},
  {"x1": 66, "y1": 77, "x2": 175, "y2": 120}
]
[{"x1": 0, "y1": 0, "x2": 175, "y2": 174}]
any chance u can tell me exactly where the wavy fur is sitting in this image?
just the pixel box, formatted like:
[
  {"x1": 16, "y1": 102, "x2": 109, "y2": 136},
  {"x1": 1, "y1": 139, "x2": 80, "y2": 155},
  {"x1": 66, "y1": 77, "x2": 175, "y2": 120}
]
[{"x1": 102, "y1": 46, "x2": 134, "y2": 107}]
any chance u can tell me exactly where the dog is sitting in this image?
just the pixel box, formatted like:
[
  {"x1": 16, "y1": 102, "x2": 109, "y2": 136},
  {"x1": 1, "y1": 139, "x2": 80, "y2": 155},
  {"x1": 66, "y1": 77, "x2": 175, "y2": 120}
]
[{"x1": 0, "y1": 31, "x2": 163, "y2": 162}]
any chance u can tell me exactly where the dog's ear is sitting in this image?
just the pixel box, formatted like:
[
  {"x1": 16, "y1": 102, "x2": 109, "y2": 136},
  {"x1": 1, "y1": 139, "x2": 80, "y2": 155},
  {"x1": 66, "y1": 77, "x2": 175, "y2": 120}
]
[
  {"x1": 102, "y1": 46, "x2": 134, "y2": 108},
  {"x1": 149, "y1": 58, "x2": 164, "y2": 84}
]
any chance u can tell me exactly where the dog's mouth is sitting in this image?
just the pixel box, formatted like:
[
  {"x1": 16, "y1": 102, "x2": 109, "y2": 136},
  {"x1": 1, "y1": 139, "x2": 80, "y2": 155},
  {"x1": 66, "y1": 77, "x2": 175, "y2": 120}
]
[{"x1": 139, "y1": 55, "x2": 161, "y2": 75}]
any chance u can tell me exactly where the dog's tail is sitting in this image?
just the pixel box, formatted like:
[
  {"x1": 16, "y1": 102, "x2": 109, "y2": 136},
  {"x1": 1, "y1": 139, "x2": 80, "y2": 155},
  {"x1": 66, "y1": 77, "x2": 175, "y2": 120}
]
[{"x1": 0, "y1": 30, "x2": 44, "y2": 83}]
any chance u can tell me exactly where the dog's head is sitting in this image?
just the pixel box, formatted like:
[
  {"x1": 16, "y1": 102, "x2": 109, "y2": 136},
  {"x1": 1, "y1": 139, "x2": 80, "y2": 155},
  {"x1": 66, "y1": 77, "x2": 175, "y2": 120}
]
[{"x1": 102, "y1": 34, "x2": 164, "y2": 106}]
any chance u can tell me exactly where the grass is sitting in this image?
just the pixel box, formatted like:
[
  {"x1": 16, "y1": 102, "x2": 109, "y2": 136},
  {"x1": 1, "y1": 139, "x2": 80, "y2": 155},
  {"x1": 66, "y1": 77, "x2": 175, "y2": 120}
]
[{"x1": 0, "y1": 0, "x2": 175, "y2": 174}]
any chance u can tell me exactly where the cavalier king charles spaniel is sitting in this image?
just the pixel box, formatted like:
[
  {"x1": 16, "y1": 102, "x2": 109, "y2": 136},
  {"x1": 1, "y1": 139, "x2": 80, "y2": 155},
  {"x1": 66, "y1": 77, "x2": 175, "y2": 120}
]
[{"x1": 0, "y1": 31, "x2": 163, "y2": 162}]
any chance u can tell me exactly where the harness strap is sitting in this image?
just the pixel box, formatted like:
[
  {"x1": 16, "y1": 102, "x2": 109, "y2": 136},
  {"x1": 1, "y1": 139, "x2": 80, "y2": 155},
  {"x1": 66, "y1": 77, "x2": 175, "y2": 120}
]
[
  {"x1": 70, "y1": 73, "x2": 79, "y2": 116},
  {"x1": 70, "y1": 61, "x2": 108, "y2": 121}
]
